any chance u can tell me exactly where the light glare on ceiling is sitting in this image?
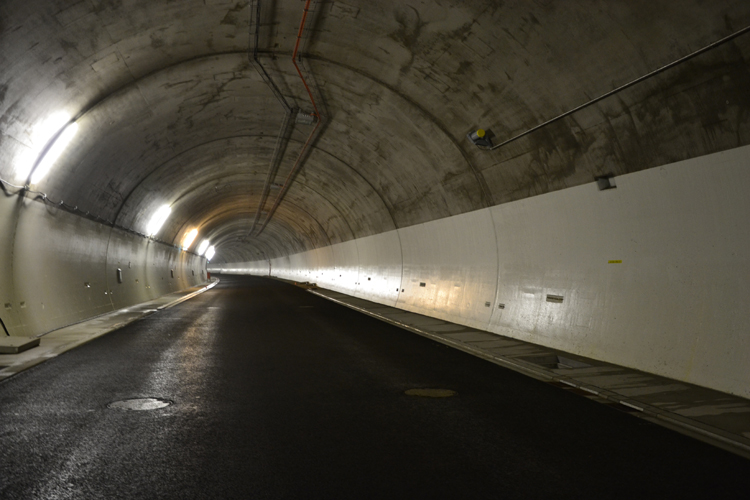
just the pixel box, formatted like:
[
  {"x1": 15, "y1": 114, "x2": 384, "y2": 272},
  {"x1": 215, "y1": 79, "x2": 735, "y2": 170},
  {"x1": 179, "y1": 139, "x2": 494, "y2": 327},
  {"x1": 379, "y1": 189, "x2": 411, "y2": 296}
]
[
  {"x1": 182, "y1": 228, "x2": 198, "y2": 249},
  {"x1": 146, "y1": 204, "x2": 171, "y2": 236}
]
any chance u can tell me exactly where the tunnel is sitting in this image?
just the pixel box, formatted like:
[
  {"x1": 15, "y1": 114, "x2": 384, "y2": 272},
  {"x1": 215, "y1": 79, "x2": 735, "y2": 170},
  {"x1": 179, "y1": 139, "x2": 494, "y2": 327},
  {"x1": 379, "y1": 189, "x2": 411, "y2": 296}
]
[{"x1": 1, "y1": 0, "x2": 750, "y2": 497}]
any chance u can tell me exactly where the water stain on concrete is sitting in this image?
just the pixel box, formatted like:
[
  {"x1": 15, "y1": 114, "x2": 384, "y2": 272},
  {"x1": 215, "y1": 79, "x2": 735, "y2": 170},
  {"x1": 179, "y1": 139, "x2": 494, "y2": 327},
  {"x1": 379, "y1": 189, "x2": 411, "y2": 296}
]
[
  {"x1": 221, "y1": 1, "x2": 249, "y2": 27},
  {"x1": 150, "y1": 32, "x2": 165, "y2": 49}
]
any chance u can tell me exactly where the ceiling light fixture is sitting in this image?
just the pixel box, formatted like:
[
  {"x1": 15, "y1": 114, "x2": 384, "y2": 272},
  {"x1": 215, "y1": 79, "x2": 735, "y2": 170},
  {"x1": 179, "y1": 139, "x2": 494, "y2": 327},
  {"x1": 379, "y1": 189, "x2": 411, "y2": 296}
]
[
  {"x1": 182, "y1": 228, "x2": 198, "y2": 250},
  {"x1": 205, "y1": 245, "x2": 216, "y2": 261},
  {"x1": 197, "y1": 239, "x2": 210, "y2": 256},
  {"x1": 31, "y1": 122, "x2": 79, "y2": 184},
  {"x1": 15, "y1": 112, "x2": 78, "y2": 183},
  {"x1": 146, "y1": 204, "x2": 171, "y2": 237}
]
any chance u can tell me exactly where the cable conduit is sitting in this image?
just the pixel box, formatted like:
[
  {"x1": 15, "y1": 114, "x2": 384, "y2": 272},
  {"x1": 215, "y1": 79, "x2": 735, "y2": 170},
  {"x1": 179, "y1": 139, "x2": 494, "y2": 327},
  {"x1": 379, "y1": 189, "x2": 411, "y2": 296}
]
[
  {"x1": 486, "y1": 24, "x2": 750, "y2": 151},
  {"x1": 257, "y1": 0, "x2": 323, "y2": 236},
  {"x1": 248, "y1": 0, "x2": 296, "y2": 235}
]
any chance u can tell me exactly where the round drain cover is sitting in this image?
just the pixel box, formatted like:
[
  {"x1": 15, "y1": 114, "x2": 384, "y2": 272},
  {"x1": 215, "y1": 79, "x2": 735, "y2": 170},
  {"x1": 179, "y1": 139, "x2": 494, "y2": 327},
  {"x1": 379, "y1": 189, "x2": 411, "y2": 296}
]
[
  {"x1": 107, "y1": 397, "x2": 172, "y2": 411},
  {"x1": 405, "y1": 388, "x2": 456, "y2": 398}
]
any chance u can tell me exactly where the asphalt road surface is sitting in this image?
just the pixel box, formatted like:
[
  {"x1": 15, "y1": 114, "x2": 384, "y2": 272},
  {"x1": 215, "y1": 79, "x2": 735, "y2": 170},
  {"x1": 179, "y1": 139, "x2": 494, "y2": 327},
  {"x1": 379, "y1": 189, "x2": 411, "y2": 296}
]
[{"x1": 1, "y1": 275, "x2": 748, "y2": 499}]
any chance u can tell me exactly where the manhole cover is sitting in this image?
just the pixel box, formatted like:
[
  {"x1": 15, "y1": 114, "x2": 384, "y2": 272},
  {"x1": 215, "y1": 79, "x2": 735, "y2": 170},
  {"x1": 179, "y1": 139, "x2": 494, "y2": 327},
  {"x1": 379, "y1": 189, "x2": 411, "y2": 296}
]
[
  {"x1": 107, "y1": 397, "x2": 172, "y2": 411},
  {"x1": 405, "y1": 388, "x2": 456, "y2": 398}
]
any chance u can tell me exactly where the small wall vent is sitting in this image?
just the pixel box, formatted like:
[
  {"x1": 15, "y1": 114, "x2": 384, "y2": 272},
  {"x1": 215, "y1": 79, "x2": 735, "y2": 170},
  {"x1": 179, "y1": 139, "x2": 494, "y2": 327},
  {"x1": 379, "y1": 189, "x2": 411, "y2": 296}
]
[
  {"x1": 546, "y1": 294, "x2": 564, "y2": 304},
  {"x1": 419, "y1": 282, "x2": 426, "y2": 287}
]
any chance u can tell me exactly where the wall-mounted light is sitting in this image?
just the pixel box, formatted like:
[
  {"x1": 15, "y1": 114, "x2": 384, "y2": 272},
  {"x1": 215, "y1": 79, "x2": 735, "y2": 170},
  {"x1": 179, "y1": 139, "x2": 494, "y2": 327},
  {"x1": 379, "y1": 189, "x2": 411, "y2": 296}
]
[
  {"x1": 197, "y1": 239, "x2": 210, "y2": 256},
  {"x1": 146, "y1": 204, "x2": 171, "y2": 236},
  {"x1": 31, "y1": 122, "x2": 78, "y2": 184},
  {"x1": 182, "y1": 228, "x2": 198, "y2": 250},
  {"x1": 205, "y1": 245, "x2": 216, "y2": 261},
  {"x1": 15, "y1": 112, "x2": 79, "y2": 184}
]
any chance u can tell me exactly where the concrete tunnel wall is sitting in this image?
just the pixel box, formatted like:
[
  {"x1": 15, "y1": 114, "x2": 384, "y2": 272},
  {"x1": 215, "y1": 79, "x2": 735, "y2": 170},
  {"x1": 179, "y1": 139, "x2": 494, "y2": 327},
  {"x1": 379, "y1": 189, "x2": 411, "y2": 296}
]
[
  {"x1": 2, "y1": 1, "x2": 750, "y2": 401},
  {"x1": 210, "y1": 145, "x2": 750, "y2": 399},
  {"x1": 0, "y1": 191, "x2": 207, "y2": 337}
]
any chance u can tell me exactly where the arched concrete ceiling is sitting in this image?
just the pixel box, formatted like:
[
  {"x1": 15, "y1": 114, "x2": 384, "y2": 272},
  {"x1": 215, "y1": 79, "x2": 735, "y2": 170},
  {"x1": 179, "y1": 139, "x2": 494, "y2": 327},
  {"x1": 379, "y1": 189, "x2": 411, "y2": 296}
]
[{"x1": 1, "y1": 0, "x2": 749, "y2": 262}]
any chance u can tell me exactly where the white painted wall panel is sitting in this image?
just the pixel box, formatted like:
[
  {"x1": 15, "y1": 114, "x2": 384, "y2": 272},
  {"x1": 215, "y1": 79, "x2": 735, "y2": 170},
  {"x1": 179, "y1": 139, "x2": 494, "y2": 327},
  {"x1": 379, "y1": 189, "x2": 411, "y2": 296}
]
[
  {"x1": 212, "y1": 260, "x2": 270, "y2": 275},
  {"x1": 3, "y1": 196, "x2": 205, "y2": 336},
  {"x1": 355, "y1": 231, "x2": 402, "y2": 306},
  {"x1": 398, "y1": 209, "x2": 498, "y2": 330},
  {"x1": 268, "y1": 257, "x2": 286, "y2": 279},
  {"x1": 486, "y1": 146, "x2": 750, "y2": 396},
  {"x1": 214, "y1": 146, "x2": 750, "y2": 398},
  {"x1": 106, "y1": 231, "x2": 157, "y2": 309},
  {"x1": 13, "y1": 199, "x2": 113, "y2": 334},
  {"x1": 275, "y1": 254, "x2": 296, "y2": 281},
  {"x1": 0, "y1": 194, "x2": 21, "y2": 334},
  {"x1": 324, "y1": 240, "x2": 359, "y2": 295}
]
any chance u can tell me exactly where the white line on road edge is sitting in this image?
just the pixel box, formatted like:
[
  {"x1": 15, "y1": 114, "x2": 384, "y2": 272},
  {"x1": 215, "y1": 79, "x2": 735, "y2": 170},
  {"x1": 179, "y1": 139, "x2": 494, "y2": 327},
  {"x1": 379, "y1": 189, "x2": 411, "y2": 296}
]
[{"x1": 157, "y1": 279, "x2": 220, "y2": 310}]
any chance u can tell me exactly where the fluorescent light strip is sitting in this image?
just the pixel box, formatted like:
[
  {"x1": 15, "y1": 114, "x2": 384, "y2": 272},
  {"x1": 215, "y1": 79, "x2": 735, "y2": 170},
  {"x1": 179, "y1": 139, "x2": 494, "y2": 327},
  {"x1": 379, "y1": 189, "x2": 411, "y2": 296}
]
[
  {"x1": 146, "y1": 204, "x2": 171, "y2": 236},
  {"x1": 182, "y1": 228, "x2": 198, "y2": 250},
  {"x1": 197, "y1": 239, "x2": 210, "y2": 256},
  {"x1": 31, "y1": 122, "x2": 78, "y2": 184},
  {"x1": 205, "y1": 245, "x2": 216, "y2": 261}
]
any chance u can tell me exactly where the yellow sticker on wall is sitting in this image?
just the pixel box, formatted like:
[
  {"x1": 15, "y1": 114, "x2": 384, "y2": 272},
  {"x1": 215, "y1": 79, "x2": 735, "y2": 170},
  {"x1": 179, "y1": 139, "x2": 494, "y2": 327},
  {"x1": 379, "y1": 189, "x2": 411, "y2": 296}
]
[{"x1": 608, "y1": 260, "x2": 622, "y2": 264}]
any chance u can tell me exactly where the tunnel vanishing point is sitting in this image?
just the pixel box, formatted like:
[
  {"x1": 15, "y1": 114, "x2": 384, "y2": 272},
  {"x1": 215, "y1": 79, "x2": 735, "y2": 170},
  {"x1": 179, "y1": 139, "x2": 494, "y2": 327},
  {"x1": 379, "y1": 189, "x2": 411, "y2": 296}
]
[{"x1": 1, "y1": 2, "x2": 749, "y2": 406}]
